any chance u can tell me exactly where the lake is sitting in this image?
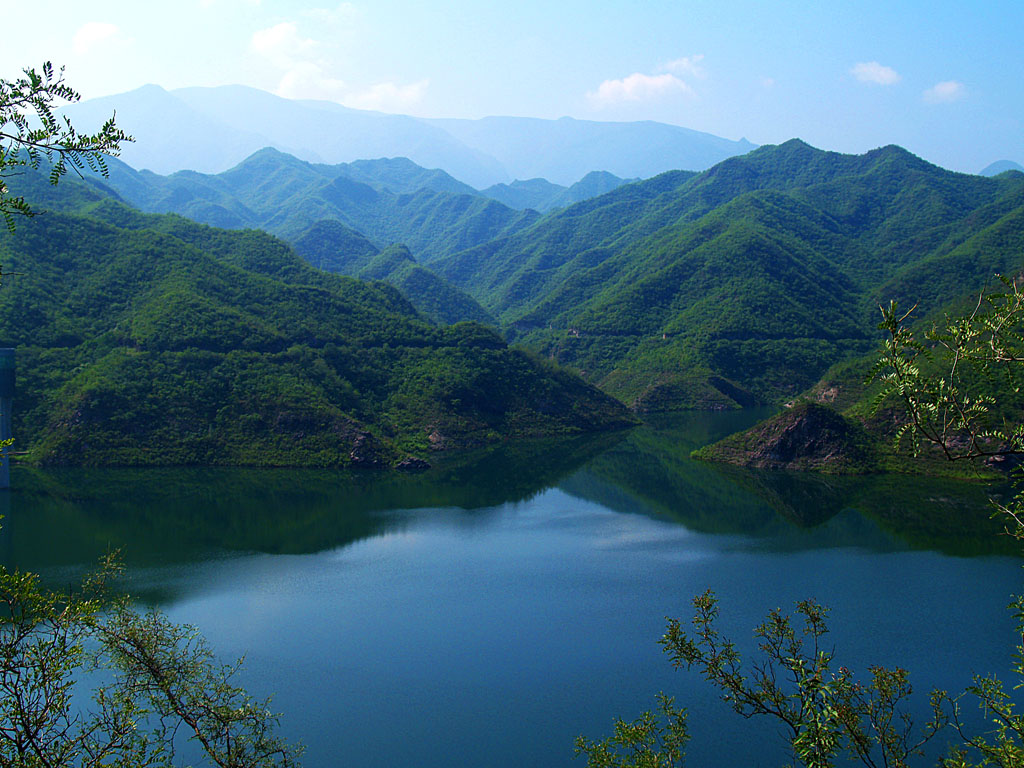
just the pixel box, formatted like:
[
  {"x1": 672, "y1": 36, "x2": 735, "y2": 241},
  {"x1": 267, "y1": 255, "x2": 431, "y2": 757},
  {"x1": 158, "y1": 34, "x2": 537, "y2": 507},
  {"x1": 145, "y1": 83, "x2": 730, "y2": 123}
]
[{"x1": 1, "y1": 410, "x2": 1021, "y2": 767}]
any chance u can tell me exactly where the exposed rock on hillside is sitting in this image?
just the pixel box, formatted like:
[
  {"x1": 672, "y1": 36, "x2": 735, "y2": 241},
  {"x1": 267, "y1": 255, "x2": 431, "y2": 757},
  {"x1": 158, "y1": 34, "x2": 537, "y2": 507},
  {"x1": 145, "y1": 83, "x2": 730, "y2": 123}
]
[{"x1": 693, "y1": 401, "x2": 875, "y2": 472}]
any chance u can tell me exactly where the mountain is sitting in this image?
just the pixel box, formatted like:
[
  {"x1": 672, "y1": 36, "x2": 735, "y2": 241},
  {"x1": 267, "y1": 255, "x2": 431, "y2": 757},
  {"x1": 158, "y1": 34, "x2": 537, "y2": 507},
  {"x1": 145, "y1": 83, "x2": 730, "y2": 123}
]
[
  {"x1": 481, "y1": 171, "x2": 635, "y2": 213},
  {"x1": 91, "y1": 149, "x2": 540, "y2": 263},
  {"x1": 85, "y1": 150, "x2": 529, "y2": 326},
  {"x1": 432, "y1": 140, "x2": 1024, "y2": 409},
  {"x1": 289, "y1": 228, "x2": 494, "y2": 326},
  {"x1": 980, "y1": 160, "x2": 1024, "y2": 177},
  {"x1": 63, "y1": 84, "x2": 756, "y2": 186},
  {"x1": 427, "y1": 115, "x2": 757, "y2": 185},
  {"x1": 0, "y1": 169, "x2": 632, "y2": 467}
]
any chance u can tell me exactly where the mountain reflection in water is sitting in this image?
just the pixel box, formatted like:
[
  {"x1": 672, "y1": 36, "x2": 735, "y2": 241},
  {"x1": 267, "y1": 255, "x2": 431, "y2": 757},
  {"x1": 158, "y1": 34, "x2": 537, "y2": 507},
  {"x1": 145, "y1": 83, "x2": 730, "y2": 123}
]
[
  {"x1": 1, "y1": 409, "x2": 1012, "y2": 576},
  {"x1": 0, "y1": 410, "x2": 1019, "y2": 768}
]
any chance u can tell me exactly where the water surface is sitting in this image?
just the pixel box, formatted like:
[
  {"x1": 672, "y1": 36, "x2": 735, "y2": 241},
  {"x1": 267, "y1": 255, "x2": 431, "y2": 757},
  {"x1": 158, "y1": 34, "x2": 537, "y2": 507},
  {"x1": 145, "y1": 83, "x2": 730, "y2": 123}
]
[{"x1": 2, "y1": 411, "x2": 1019, "y2": 767}]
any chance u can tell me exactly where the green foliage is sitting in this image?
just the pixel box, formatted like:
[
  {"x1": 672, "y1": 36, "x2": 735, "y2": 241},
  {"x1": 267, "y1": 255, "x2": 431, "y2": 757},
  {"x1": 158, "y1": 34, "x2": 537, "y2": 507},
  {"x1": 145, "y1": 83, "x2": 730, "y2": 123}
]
[
  {"x1": 0, "y1": 176, "x2": 630, "y2": 466},
  {"x1": 0, "y1": 556, "x2": 301, "y2": 767},
  {"x1": 433, "y1": 141, "x2": 1024, "y2": 409},
  {"x1": 574, "y1": 693, "x2": 689, "y2": 768},
  {"x1": 0, "y1": 62, "x2": 131, "y2": 231},
  {"x1": 660, "y1": 592, "x2": 945, "y2": 768},
  {"x1": 872, "y1": 279, "x2": 1024, "y2": 464}
]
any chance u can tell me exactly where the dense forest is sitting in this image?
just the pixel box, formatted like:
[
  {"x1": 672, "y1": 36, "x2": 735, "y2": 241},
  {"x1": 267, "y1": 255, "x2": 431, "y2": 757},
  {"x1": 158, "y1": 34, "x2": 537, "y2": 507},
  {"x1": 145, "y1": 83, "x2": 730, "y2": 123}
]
[
  {"x1": 5, "y1": 138, "x2": 1024, "y2": 468},
  {"x1": 0, "y1": 171, "x2": 631, "y2": 467},
  {"x1": 94, "y1": 141, "x2": 1024, "y2": 416}
]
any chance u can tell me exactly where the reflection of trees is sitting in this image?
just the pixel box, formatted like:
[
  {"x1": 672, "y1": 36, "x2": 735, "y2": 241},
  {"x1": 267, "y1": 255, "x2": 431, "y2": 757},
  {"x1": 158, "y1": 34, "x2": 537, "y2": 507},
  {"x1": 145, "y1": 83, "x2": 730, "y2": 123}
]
[
  {"x1": 570, "y1": 416, "x2": 1013, "y2": 556},
  {"x1": 1, "y1": 429, "x2": 625, "y2": 571}
]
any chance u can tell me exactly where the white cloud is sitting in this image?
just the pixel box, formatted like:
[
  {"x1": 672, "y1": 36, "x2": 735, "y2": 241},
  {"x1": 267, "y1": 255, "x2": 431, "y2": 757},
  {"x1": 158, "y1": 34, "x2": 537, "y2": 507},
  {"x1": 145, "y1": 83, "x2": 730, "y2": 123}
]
[
  {"x1": 663, "y1": 54, "x2": 706, "y2": 79},
  {"x1": 72, "y1": 22, "x2": 120, "y2": 55},
  {"x1": 250, "y1": 11, "x2": 424, "y2": 112},
  {"x1": 343, "y1": 79, "x2": 430, "y2": 111},
  {"x1": 250, "y1": 22, "x2": 317, "y2": 69},
  {"x1": 761, "y1": 77, "x2": 776, "y2": 89},
  {"x1": 850, "y1": 61, "x2": 901, "y2": 85},
  {"x1": 923, "y1": 80, "x2": 966, "y2": 103},
  {"x1": 275, "y1": 62, "x2": 348, "y2": 101},
  {"x1": 588, "y1": 72, "x2": 694, "y2": 106}
]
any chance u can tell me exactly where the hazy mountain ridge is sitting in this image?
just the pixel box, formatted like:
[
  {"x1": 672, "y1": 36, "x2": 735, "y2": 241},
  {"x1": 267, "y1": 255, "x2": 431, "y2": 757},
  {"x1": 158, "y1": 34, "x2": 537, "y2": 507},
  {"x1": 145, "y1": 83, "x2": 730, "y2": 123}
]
[
  {"x1": 980, "y1": 160, "x2": 1024, "y2": 177},
  {"x1": 480, "y1": 171, "x2": 636, "y2": 213},
  {"x1": 62, "y1": 83, "x2": 756, "y2": 187},
  {"x1": 427, "y1": 114, "x2": 757, "y2": 185}
]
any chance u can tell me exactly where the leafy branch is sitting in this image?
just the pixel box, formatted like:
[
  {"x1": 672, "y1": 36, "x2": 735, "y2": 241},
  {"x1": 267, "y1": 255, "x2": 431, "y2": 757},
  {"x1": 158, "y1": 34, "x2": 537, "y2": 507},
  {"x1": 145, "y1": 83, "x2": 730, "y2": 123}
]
[
  {"x1": 0, "y1": 61, "x2": 133, "y2": 232},
  {"x1": 870, "y1": 277, "x2": 1024, "y2": 462}
]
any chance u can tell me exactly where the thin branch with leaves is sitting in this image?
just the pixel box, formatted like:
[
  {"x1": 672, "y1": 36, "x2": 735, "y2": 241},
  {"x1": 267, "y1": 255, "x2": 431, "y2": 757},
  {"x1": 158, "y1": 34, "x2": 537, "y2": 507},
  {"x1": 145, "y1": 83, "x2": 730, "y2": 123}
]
[{"x1": 0, "y1": 61, "x2": 132, "y2": 232}]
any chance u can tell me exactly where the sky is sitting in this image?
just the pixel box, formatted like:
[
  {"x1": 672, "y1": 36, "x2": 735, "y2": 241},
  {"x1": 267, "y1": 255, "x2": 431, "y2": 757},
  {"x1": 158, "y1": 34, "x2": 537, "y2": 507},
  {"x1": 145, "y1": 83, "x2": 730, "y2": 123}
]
[{"x1": 1, "y1": 0, "x2": 1021, "y2": 174}]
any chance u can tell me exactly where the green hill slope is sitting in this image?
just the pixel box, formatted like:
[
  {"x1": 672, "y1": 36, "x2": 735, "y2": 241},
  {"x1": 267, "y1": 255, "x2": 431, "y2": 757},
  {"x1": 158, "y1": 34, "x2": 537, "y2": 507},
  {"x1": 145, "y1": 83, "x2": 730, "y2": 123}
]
[
  {"x1": 96, "y1": 148, "x2": 540, "y2": 263},
  {"x1": 0, "y1": 176, "x2": 632, "y2": 467},
  {"x1": 432, "y1": 140, "x2": 1024, "y2": 409},
  {"x1": 290, "y1": 223, "x2": 494, "y2": 326}
]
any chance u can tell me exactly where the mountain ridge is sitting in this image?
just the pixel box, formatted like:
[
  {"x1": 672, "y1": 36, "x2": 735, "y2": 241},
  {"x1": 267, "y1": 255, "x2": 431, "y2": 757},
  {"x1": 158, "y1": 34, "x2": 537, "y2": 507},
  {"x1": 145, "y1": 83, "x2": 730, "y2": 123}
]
[{"x1": 61, "y1": 83, "x2": 756, "y2": 186}]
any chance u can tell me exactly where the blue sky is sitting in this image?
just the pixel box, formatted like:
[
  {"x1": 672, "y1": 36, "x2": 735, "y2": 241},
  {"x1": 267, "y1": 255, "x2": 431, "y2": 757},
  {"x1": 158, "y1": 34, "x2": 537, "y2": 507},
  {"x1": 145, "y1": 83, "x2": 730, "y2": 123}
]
[{"x1": 2, "y1": 0, "x2": 1021, "y2": 173}]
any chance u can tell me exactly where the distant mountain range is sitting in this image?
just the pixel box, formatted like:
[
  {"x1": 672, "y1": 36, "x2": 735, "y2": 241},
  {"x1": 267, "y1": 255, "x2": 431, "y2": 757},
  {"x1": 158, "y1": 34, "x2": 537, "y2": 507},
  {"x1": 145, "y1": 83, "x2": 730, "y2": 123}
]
[
  {"x1": 62, "y1": 84, "x2": 756, "y2": 187},
  {"x1": 980, "y1": 159, "x2": 1024, "y2": 176},
  {"x1": 86, "y1": 139, "x2": 1024, "y2": 415}
]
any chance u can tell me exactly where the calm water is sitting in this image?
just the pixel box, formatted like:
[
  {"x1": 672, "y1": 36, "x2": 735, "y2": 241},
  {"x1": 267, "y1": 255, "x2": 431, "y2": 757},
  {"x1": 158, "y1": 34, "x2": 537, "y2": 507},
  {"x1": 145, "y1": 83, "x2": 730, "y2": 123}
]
[{"x1": 2, "y1": 410, "x2": 1021, "y2": 767}]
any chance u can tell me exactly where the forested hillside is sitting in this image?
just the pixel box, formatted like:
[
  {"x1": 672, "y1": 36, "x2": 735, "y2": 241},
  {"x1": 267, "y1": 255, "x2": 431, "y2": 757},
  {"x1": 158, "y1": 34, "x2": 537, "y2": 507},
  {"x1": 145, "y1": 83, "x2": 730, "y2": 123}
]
[
  {"x1": 89, "y1": 149, "x2": 538, "y2": 324},
  {"x1": 95, "y1": 148, "x2": 540, "y2": 260},
  {"x1": 0, "y1": 172, "x2": 631, "y2": 467},
  {"x1": 73, "y1": 140, "x2": 1024, "y2": 418},
  {"x1": 480, "y1": 171, "x2": 634, "y2": 213},
  {"x1": 432, "y1": 140, "x2": 1024, "y2": 409}
]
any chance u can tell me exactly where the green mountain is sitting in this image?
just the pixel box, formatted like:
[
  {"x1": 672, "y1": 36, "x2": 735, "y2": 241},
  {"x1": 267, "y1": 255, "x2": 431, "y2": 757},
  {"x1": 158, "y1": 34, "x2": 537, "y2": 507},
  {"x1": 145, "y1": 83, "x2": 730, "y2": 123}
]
[
  {"x1": 95, "y1": 148, "x2": 540, "y2": 261},
  {"x1": 480, "y1": 171, "x2": 634, "y2": 213},
  {"x1": 290, "y1": 223, "x2": 494, "y2": 326},
  {"x1": 433, "y1": 140, "x2": 1024, "y2": 409},
  {"x1": 0, "y1": 171, "x2": 632, "y2": 467},
  {"x1": 88, "y1": 149, "x2": 542, "y2": 325}
]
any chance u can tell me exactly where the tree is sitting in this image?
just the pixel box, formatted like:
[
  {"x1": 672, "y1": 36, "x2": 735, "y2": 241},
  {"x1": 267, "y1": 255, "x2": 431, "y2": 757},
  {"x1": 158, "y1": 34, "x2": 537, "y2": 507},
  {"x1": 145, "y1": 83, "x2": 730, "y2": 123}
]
[
  {"x1": 578, "y1": 279, "x2": 1024, "y2": 768},
  {"x1": 0, "y1": 61, "x2": 131, "y2": 231},
  {"x1": 1, "y1": 555, "x2": 302, "y2": 767},
  {"x1": 574, "y1": 693, "x2": 689, "y2": 768},
  {"x1": 0, "y1": 64, "x2": 300, "y2": 767}
]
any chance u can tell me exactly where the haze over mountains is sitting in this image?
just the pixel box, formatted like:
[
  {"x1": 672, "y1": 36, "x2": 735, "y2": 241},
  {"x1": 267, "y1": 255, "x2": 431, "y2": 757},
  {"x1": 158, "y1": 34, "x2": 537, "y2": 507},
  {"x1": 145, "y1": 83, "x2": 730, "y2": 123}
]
[
  {"x1": 61, "y1": 84, "x2": 757, "y2": 187},
  {"x1": 980, "y1": 159, "x2": 1024, "y2": 177}
]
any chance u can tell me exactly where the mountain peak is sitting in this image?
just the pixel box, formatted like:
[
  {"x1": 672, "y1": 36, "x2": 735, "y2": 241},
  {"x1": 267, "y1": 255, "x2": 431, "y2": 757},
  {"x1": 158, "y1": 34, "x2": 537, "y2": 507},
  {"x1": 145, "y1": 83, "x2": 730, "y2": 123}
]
[{"x1": 980, "y1": 159, "x2": 1024, "y2": 177}]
